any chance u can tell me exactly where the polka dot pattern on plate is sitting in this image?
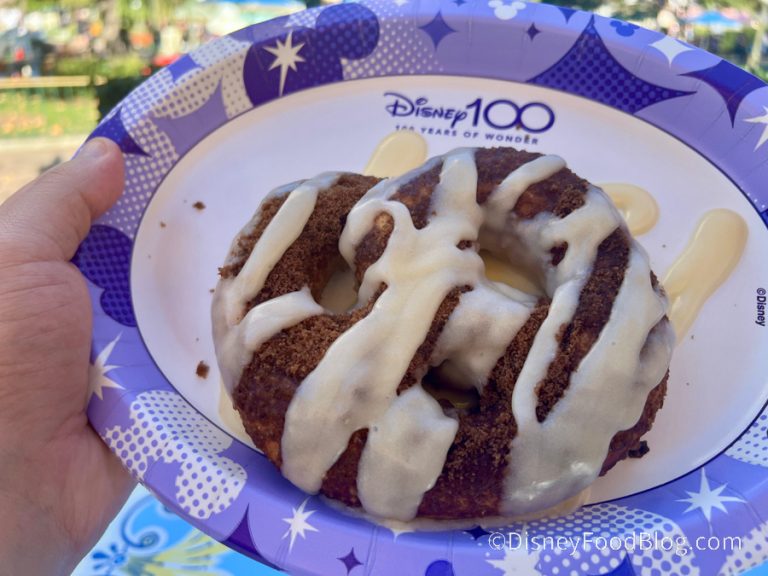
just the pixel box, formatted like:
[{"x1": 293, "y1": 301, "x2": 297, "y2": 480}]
[
  {"x1": 521, "y1": 503, "x2": 699, "y2": 576},
  {"x1": 168, "y1": 36, "x2": 253, "y2": 119},
  {"x1": 104, "y1": 390, "x2": 247, "y2": 519},
  {"x1": 726, "y1": 412, "x2": 768, "y2": 468},
  {"x1": 343, "y1": 0, "x2": 441, "y2": 79},
  {"x1": 719, "y1": 521, "x2": 768, "y2": 575},
  {"x1": 98, "y1": 37, "x2": 253, "y2": 239},
  {"x1": 98, "y1": 73, "x2": 179, "y2": 238}
]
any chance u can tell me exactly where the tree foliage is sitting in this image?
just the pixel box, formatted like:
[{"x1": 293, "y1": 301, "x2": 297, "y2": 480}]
[{"x1": 541, "y1": 0, "x2": 604, "y2": 12}]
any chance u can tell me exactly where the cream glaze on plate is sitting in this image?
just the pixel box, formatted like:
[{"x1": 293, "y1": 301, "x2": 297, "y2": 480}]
[
  {"x1": 599, "y1": 183, "x2": 660, "y2": 237},
  {"x1": 663, "y1": 209, "x2": 748, "y2": 339}
]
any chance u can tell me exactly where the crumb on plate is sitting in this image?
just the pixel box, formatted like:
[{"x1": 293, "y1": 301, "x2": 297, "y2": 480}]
[{"x1": 628, "y1": 440, "x2": 649, "y2": 459}]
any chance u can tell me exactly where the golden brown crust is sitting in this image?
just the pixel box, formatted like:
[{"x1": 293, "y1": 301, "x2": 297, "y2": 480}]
[
  {"x1": 535, "y1": 230, "x2": 630, "y2": 422},
  {"x1": 419, "y1": 302, "x2": 551, "y2": 517},
  {"x1": 389, "y1": 161, "x2": 442, "y2": 229},
  {"x1": 220, "y1": 194, "x2": 288, "y2": 279}
]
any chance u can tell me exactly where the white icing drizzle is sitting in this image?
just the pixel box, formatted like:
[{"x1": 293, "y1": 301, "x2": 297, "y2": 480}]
[
  {"x1": 505, "y1": 188, "x2": 624, "y2": 433},
  {"x1": 212, "y1": 287, "x2": 323, "y2": 394},
  {"x1": 212, "y1": 174, "x2": 339, "y2": 394},
  {"x1": 357, "y1": 385, "x2": 458, "y2": 519},
  {"x1": 432, "y1": 282, "x2": 535, "y2": 391},
  {"x1": 502, "y1": 252, "x2": 671, "y2": 513},
  {"x1": 221, "y1": 172, "x2": 340, "y2": 325},
  {"x1": 497, "y1": 186, "x2": 673, "y2": 513},
  {"x1": 542, "y1": 188, "x2": 623, "y2": 288},
  {"x1": 485, "y1": 155, "x2": 567, "y2": 230},
  {"x1": 281, "y1": 151, "x2": 483, "y2": 521},
  {"x1": 213, "y1": 148, "x2": 674, "y2": 522}
]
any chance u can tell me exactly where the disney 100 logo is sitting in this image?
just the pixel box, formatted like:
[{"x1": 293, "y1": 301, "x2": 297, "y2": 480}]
[{"x1": 384, "y1": 92, "x2": 555, "y2": 133}]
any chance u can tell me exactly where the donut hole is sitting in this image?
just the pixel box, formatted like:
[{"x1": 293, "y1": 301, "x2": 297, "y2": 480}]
[
  {"x1": 318, "y1": 258, "x2": 358, "y2": 313},
  {"x1": 479, "y1": 249, "x2": 545, "y2": 298},
  {"x1": 422, "y1": 362, "x2": 481, "y2": 412}
]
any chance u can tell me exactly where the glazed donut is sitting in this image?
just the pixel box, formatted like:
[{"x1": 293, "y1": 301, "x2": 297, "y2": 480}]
[{"x1": 212, "y1": 147, "x2": 675, "y2": 522}]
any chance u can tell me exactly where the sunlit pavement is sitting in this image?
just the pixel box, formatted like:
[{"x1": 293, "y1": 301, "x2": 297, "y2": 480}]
[{"x1": 0, "y1": 135, "x2": 85, "y2": 203}]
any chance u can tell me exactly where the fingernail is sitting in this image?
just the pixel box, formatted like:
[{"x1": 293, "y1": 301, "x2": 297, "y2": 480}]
[{"x1": 77, "y1": 138, "x2": 110, "y2": 161}]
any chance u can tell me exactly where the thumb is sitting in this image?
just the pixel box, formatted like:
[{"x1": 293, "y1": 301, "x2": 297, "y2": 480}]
[{"x1": 0, "y1": 138, "x2": 124, "y2": 264}]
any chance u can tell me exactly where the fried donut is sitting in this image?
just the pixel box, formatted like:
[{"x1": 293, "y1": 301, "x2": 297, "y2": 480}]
[{"x1": 212, "y1": 147, "x2": 674, "y2": 522}]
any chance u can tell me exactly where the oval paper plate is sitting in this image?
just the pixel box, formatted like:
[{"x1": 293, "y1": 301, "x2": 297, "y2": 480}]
[{"x1": 78, "y1": 1, "x2": 768, "y2": 574}]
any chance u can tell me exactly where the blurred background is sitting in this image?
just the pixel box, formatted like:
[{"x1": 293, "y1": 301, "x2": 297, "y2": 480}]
[{"x1": 0, "y1": 0, "x2": 766, "y2": 198}]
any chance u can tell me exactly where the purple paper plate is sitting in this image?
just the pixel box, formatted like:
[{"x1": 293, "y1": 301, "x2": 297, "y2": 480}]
[{"x1": 78, "y1": 1, "x2": 768, "y2": 574}]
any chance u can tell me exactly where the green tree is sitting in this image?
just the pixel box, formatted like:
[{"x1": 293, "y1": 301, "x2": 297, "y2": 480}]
[
  {"x1": 540, "y1": 0, "x2": 604, "y2": 13},
  {"x1": 747, "y1": 0, "x2": 767, "y2": 71},
  {"x1": 18, "y1": 0, "x2": 186, "y2": 55},
  {"x1": 697, "y1": 0, "x2": 766, "y2": 72}
]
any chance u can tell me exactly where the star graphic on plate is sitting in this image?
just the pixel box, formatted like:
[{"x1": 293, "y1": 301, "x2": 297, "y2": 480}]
[
  {"x1": 745, "y1": 106, "x2": 768, "y2": 150},
  {"x1": 683, "y1": 59, "x2": 766, "y2": 125},
  {"x1": 88, "y1": 333, "x2": 123, "y2": 401},
  {"x1": 465, "y1": 525, "x2": 491, "y2": 540},
  {"x1": 282, "y1": 497, "x2": 318, "y2": 551},
  {"x1": 223, "y1": 506, "x2": 284, "y2": 570},
  {"x1": 530, "y1": 17, "x2": 693, "y2": 115},
  {"x1": 419, "y1": 11, "x2": 457, "y2": 50},
  {"x1": 264, "y1": 31, "x2": 306, "y2": 97},
  {"x1": 651, "y1": 35, "x2": 692, "y2": 66},
  {"x1": 526, "y1": 24, "x2": 541, "y2": 40},
  {"x1": 337, "y1": 548, "x2": 363, "y2": 574},
  {"x1": 677, "y1": 468, "x2": 745, "y2": 523}
]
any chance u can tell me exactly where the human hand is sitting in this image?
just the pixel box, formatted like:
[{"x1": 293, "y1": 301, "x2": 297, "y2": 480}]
[{"x1": 0, "y1": 139, "x2": 135, "y2": 575}]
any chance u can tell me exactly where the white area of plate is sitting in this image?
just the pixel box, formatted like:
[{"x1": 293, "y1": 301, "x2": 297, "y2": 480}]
[{"x1": 131, "y1": 75, "x2": 768, "y2": 504}]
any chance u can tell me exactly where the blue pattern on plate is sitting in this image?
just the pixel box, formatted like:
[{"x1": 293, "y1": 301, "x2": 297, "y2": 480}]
[
  {"x1": 682, "y1": 59, "x2": 768, "y2": 125},
  {"x1": 243, "y1": 3, "x2": 379, "y2": 106},
  {"x1": 88, "y1": 106, "x2": 149, "y2": 157},
  {"x1": 73, "y1": 225, "x2": 136, "y2": 327},
  {"x1": 529, "y1": 17, "x2": 693, "y2": 114}
]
